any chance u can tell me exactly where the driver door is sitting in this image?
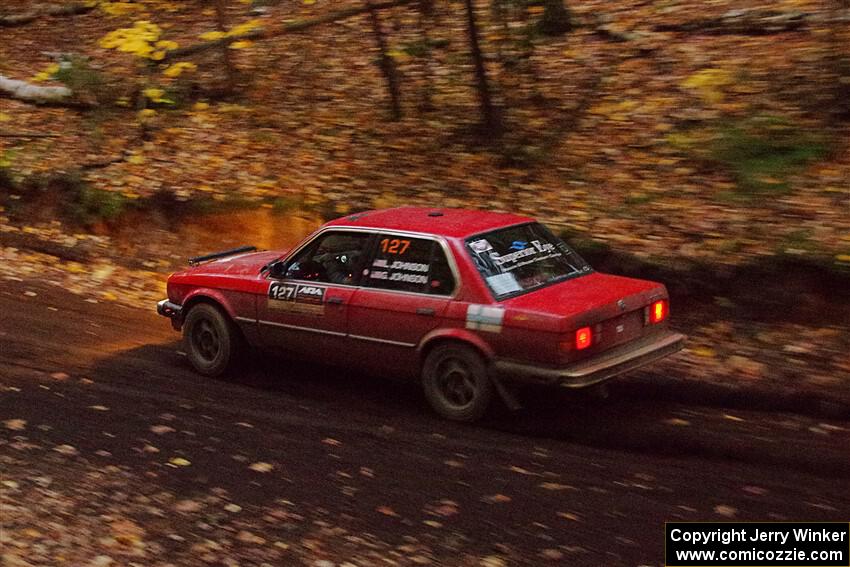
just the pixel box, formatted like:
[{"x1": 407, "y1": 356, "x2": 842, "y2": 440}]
[{"x1": 258, "y1": 229, "x2": 374, "y2": 361}]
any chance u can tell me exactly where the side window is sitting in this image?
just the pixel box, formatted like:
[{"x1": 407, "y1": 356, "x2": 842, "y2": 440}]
[
  {"x1": 283, "y1": 231, "x2": 372, "y2": 285},
  {"x1": 365, "y1": 235, "x2": 455, "y2": 295},
  {"x1": 428, "y1": 245, "x2": 455, "y2": 296}
]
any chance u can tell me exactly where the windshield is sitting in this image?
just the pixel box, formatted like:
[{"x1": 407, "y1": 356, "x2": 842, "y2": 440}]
[{"x1": 466, "y1": 223, "x2": 591, "y2": 300}]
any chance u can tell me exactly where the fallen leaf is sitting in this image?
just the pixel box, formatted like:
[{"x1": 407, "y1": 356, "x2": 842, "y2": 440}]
[
  {"x1": 249, "y1": 462, "x2": 274, "y2": 473},
  {"x1": 224, "y1": 503, "x2": 242, "y2": 513},
  {"x1": 376, "y1": 506, "x2": 398, "y2": 517},
  {"x1": 538, "y1": 482, "x2": 575, "y2": 491},
  {"x1": 53, "y1": 444, "x2": 79, "y2": 456},
  {"x1": 692, "y1": 347, "x2": 717, "y2": 358},
  {"x1": 150, "y1": 425, "x2": 175, "y2": 435},
  {"x1": 168, "y1": 457, "x2": 191, "y2": 467},
  {"x1": 322, "y1": 438, "x2": 341, "y2": 446},
  {"x1": 664, "y1": 418, "x2": 691, "y2": 426},
  {"x1": 482, "y1": 494, "x2": 512, "y2": 504},
  {"x1": 714, "y1": 504, "x2": 737, "y2": 517},
  {"x1": 3, "y1": 419, "x2": 26, "y2": 431},
  {"x1": 89, "y1": 405, "x2": 110, "y2": 411},
  {"x1": 174, "y1": 499, "x2": 202, "y2": 512}
]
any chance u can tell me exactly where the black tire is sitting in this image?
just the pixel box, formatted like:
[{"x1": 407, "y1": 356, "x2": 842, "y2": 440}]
[
  {"x1": 422, "y1": 343, "x2": 494, "y2": 422},
  {"x1": 183, "y1": 303, "x2": 240, "y2": 377}
]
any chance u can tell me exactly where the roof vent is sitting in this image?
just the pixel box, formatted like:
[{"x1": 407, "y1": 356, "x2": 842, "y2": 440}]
[{"x1": 427, "y1": 210, "x2": 444, "y2": 217}]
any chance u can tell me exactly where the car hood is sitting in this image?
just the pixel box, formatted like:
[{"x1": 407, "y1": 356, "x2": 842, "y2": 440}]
[
  {"x1": 501, "y1": 272, "x2": 666, "y2": 332},
  {"x1": 184, "y1": 250, "x2": 287, "y2": 277}
]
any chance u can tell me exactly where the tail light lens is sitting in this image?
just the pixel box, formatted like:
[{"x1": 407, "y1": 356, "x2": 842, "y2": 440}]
[
  {"x1": 575, "y1": 326, "x2": 593, "y2": 350},
  {"x1": 648, "y1": 300, "x2": 667, "y2": 324}
]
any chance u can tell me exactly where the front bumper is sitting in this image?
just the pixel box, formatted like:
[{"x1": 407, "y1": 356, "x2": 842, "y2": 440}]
[
  {"x1": 492, "y1": 330, "x2": 686, "y2": 388},
  {"x1": 157, "y1": 299, "x2": 183, "y2": 329}
]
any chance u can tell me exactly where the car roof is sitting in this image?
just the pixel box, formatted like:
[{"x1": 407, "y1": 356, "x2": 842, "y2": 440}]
[{"x1": 323, "y1": 207, "x2": 534, "y2": 239}]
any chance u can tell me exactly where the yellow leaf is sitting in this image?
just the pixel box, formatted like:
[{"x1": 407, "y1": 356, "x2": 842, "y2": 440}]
[
  {"x1": 193, "y1": 101, "x2": 210, "y2": 111},
  {"x1": 138, "y1": 108, "x2": 156, "y2": 120},
  {"x1": 0, "y1": 112, "x2": 10, "y2": 122},
  {"x1": 127, "y1": 154, "x2": 145, "y2": 165},
  {"x1": 155, "y1": 39, "x2": 179, "y2": 50},
  {"x1": 835, "y1": 254, "x2": 850, "y2": 263},
  {"x1": 723, "y1": 414, "x2": 744, "y2": 422},
  {"x1": 143, "y1": 87, "x2": 167, "y2": 102},
  {"x1": 229, "y1": 40, "x2": 254, "y2": 49},
  {"x1": 163, "y1": 61, "x2": 197, "y2": 78},
  {"x1": 199, "y1": 30, "x2": 226, "y2": 41},
  {"x1": 169, "y1": 457, "x2": 191, "y2": 466},
  {"x1": 692, "y1": 346, "x2": 717, "y2": 358}
]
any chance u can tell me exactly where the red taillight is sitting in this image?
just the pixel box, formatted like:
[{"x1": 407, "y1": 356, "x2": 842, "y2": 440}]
[
  {"x1": 575, "y1": 326, "x2": 592, "y2": 350},
  {"x1": 649, "y1": 300, "x2": 667, "y2": 324}
]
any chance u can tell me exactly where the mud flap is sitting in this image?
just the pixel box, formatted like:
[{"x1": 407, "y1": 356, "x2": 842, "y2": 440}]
[{"x1": 490, "y1": 374, "x2": 523, "y2": 412}]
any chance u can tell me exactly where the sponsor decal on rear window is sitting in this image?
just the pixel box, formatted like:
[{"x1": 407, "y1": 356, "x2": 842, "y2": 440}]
[{"x1": 466, "y1": 223, "x2": 591, "y2": 300}]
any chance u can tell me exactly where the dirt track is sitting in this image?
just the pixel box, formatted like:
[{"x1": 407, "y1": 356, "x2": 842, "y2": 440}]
[{"x1": 1, "y1": 279, "x2": 848, "y2": 566}]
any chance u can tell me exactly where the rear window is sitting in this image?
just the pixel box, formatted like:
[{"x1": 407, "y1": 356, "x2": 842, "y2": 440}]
[{"x1": 466, "y1": 223, "x2": 591, "y2": 299}]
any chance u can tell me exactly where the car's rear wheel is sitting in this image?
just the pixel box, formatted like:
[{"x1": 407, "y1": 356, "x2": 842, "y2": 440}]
[
  {"x1": 183, "y1": 303, "x2": 240, "y2": 377},
  {"x1": 422, "y1": 343, "x2": 494, "y2": 422}
]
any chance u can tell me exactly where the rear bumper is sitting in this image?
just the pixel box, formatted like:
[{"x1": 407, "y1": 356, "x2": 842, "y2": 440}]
[
  {"x1": 156, "y1": 299, "x2": 183, "y2": 330},
  {"x1": 492, "y1": 331, "x2": 686, "y2": 388}
]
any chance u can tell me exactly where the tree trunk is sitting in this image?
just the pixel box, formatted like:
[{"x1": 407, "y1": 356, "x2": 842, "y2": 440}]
[
  {"x1": 832, "y1": 0, "x2": 850, "y2": 119},
  {"x1": 463, "y1": 0, "x2": 500, "y2": 135},
  {"x1": 538, "y1": 0, "x2": 572, "y2": 36},
  {"x1": 214, "y1": 0, "x2": 238, "y2": 95},
  {"x1": 366, "y1": 0, "x2": 403, "y2": 121},
  {"x1": 417, "y1": 0, "x2": 435, "y2": 111}
]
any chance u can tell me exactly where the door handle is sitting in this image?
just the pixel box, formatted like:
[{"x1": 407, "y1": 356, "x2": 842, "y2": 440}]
[
  {"x1": 327, "y1": 296, "x2": 345, "y2": 305},
  {"x1": 416, "y1": 307, "x2": 435, "y2": 316}
]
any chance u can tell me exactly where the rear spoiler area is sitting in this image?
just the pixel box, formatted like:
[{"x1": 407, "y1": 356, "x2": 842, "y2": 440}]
[{"x1": 188, "y1": 245, "x2": 257, "y2": 266}]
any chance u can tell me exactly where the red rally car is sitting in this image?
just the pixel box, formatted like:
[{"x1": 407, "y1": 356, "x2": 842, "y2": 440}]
[{"x1": 157, "y1": 207, "x2": 685, "y2": 421}]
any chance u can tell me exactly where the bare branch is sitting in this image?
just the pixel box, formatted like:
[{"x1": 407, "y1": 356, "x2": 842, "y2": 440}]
[
  {"x1": 0, "y1": 2, "x2": 95, "y2": 27},
  {"x1": 163, "y1": 0, "x2": 417, "y2": 62},
  {"x1": 0, "y1": 132, "x2": 61, "y2": 138}
]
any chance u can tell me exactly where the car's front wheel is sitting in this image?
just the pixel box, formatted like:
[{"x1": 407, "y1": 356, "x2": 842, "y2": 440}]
[
  {"x1": 183, "y1": 303, "x2": 240, "y2": 377},
  {"x1": 422, "y1": 343, "x2": 494, "y2": 422}
]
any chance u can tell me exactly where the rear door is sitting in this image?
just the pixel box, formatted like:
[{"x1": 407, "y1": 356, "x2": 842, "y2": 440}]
[
  {"x1": 347, "y1": 233, "x2": 457, "y2": 375},
  {"x1": 258, "y1": 229, "x2": 373, "y2": 361}
]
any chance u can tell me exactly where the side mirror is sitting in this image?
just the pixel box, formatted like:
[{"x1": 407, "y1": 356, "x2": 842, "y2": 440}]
[{"x1": 269, "y1": 261, "x2": 287, "y2": 278}]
